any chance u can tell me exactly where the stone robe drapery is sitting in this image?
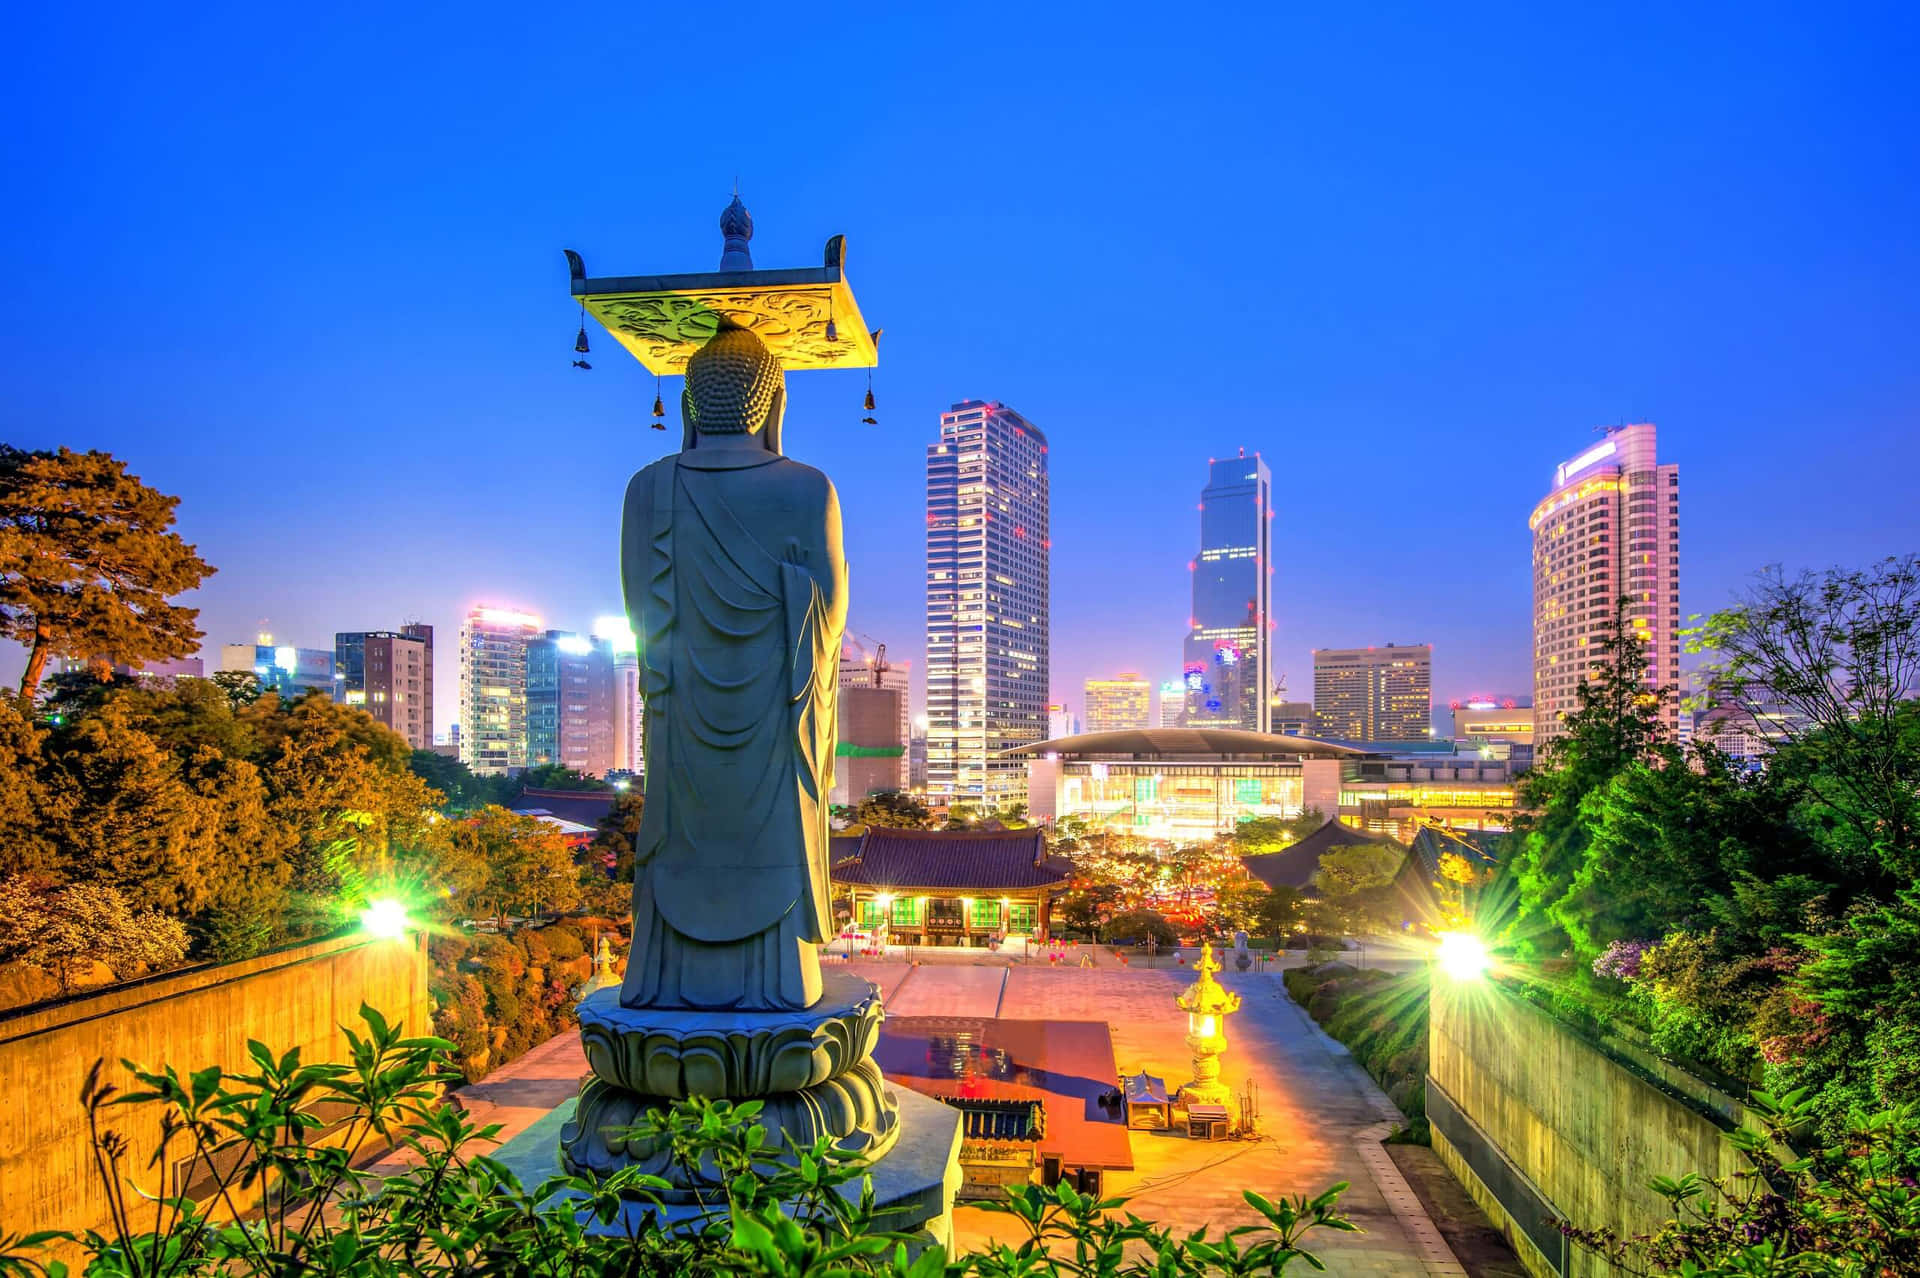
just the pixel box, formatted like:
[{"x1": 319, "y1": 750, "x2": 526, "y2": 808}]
[{"x1": 619, "y1": 446, "x2": 846, "y2": 1011}]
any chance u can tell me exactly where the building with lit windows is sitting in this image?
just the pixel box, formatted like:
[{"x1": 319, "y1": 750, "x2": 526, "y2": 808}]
[
  {"x1": 458, "y1": 605, "x2": 542, "y2": 775},
  {"x1": 1312, "y1": 645, "x2": 1432, "y2": 742},
  {"x1": 1084, "y1": 672, "x2": 1150, "y2": 734},
  {"x1": 593, "y1": 616, "x2": 643, "y2": 777},
  {"x1": 1009, "y1": 729, "x2": 1518, "y2": 843},
  {"x1": 334, "y1": 625, "x2": 433, "y2": 749},
  {"x1": 219, "y1": 635, "x2": 335, "y2": 699},
  {"x1": 1449, "y1": 698, "x2": 1533, "y2": 760},
  {"x1": 1156, "y1": 681, "x2": 1185, "y2": 729},
  {"x1": 1270, "y1": 699, "x2": 1314, "y2": 736},
  {"x1": 527, "y1": 630, "x2": 616, "y2": 778},
  {"x1": 1531, "y1": 423, "x2": 1681, "y2": 744},
  {"x1": 1008, "y1": 728, "x2": 1363, "y2": 843},
  {"x1": 1183, "y1": 453, "x2": 1272, "y2": 733},
  {"x1": 924, "y1": 400, "x2": 1049, "y2": 808},
  {"x1": 831, "y1": 826, "x2": 1073, "y2": 946}
]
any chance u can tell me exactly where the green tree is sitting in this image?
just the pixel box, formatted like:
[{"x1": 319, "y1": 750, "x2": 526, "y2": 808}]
[
  {"x1": 0, "y1": 446, "x2": 214, "y2": 701},
  {"x1": 1558, "y1": 741, "x2": 1827, "y2": 955},
  {"x1": 1257, "y1": 884, "x2": 1310, "y2": 941},
  {"x1": 1229, "y1": 807, "x2": 1330, "y2": 854},
  {"x1": 1312, "y1": 841, "x2": 1406, "y2": 935},
  {"x1": 849, "y1": 789, "x2": 933, "y2": 830},
  {"x1": 407, "y1": 748, "x2": 514, "y2": 812},
  {"x1": 1105, "y1": 906, "x2": 1179, "y2": 946},
  {"x1": 520, "y1": 763, "x2": 613, "y2": 792},
  {"x1": 1691, "y1": 556, "x2": 1920, "y2": 879},
  {"x1": 450, "y1": 807, "x2": 581, "y2": 924},
  {"x1": 1505, "y1": 596, "x2": 1670, "y2": 958}
]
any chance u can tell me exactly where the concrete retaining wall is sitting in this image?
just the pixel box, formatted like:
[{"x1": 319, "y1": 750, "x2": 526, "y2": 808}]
[
  {"x1": 0, "y1": 933, "x2": 429, "y2": 1245},
  {"x1": 1428, "y1": 979, "x2": 1752, "y2": 1277}
]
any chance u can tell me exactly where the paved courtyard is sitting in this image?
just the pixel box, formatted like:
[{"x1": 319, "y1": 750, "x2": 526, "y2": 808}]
[
  {"x1": 841, "y1": 958, "x2": 1461, "y2": 1274},
  {"x1": 415, "y1": 956, "x2": 1466, "y2": 1274}
]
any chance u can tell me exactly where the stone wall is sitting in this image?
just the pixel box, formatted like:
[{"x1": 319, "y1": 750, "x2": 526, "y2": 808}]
[
  {"x1": 0, "y1": 933, "x2": 429, "y2": 1247},
  {"x1": 1428, "y1": 979, "x2": 1752, "y2": 1277}
]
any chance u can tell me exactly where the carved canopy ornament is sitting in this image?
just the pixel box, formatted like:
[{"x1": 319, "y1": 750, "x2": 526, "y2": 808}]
[{"x1": 568, "y1": 234, "x2": 880, "y2": 374}]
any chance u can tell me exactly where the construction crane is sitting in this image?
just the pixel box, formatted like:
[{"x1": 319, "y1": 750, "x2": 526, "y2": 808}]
[{"x1": 844, "y1": 631, "x2": 891, "y2": 684}]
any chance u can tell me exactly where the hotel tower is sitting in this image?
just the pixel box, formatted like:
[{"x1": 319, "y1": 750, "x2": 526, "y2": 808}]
[
  {"x1": 924, "y1": 400, "x2": 1050, "y2": 808},
  {"x1": 1530, "y1": 422, "x2": 1681, "y2": 744},
  {"x1": 1183, "y1": 452, "x2": 1273, "y2": 733},
  {"x1": 458, "y1": 604, "x2": 542, "y2": 775}
]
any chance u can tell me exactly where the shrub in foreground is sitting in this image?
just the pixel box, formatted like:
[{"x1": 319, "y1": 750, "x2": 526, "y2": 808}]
[{"x1": 0, "y1": 1006, "x2": 1361, "y2": 1277}]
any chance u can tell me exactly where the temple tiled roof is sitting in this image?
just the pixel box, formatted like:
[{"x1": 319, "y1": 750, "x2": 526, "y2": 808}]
[
  {"x1": 1240, "y1": 819, "x2": 1403, "y2": 891},
  {"x1": 830, "y1": 826, "x2": 1073, "y2": 891},
  {"x1": 1407, "y1": 824, "x2": 1502, "y2": 880},
  {"x1": 513, "y1": 787, "x2": 619, "y2": 829}
]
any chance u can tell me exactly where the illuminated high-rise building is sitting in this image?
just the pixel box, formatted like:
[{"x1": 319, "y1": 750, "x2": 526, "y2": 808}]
[
  {"x1": 527, "y1": 629, "x2": 616, "y2": 778},
  {"x1": 925, "y1": 400, "x2": 1050, "y2": 807},
  {"x1": 1183, "y1": 452, "x2": 1272, "y2": 732},
  {"x1": 1531, "y1": 423, "x2": 1681, "y2": 744},
  {"x1": 334, "y1": 624, "x2": 433, "y2": 750},
  {"x1": 458, "y1": 605, "x2": 541, "y2": 775},
  {"x1": 594, "y1": 616, "x2": 642, "y2": 776},
  {"x1": 1084, "y1": 672, "x2": 1151, "y2": 733},
  {"x1": 1312, "y1": 645, "x2": 1432, "y2": 742}
]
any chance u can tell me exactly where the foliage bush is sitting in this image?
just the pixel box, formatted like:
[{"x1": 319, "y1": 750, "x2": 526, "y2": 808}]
[
  {"x1": 427, "y1": 923, "x2": 600, "y2": 1081},
  {"x1": 0, "y1": 1008, "x2": 1365, "y2": 1277},
  {"x1": 1103, "y1": 908, "x2": 1180, "y2": 946},
  {"x1": 1565, "y1": 1089, "x2": 1920, "y2": 1275},
  {"x1": 1282, "y1": 965, "x2": 1430, "y2": 1135}
]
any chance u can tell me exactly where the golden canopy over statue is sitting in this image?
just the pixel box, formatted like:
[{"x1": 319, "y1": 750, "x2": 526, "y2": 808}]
[{"x1": 619, "y1": 322, "x2": 847, "y2": 1011}]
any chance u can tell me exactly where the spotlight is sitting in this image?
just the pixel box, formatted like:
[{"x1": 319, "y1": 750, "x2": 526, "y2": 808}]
[
  {"x1": 361, "y1": 898, "x2": 411, "y2": 940},
  {"x1": 1435, "y1": 931, "x2": 1489, "y2": 981}
]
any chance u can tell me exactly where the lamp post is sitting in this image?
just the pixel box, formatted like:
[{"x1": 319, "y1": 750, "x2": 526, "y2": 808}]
[{"x1": 1175, "y1": 941, "x2": 1241, "y2": 1106}]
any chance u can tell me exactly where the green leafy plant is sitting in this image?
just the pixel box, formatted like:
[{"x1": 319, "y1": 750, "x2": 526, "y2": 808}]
[
  {"x1": 2, "y1": 1008, "x2": 1362, "y2": 1277},
  {"x1": 1566, "y1": 1089, "x2": 1920, "y2": 1275}
]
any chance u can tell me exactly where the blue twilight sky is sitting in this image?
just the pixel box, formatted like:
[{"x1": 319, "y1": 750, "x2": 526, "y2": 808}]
[{"x1": 3, "y1": 2, "x2": 1917, "y2": 730}]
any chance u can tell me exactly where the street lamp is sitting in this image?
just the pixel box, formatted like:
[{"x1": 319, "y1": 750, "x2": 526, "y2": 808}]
[{"x1": 1435, "y1": 930, "x2": 1490, "y2": 981}]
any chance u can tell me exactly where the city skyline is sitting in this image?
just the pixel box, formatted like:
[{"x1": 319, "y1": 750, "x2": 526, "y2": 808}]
[{"x1": 4, "y1": 7, "x2": 1914, "y2": 724}]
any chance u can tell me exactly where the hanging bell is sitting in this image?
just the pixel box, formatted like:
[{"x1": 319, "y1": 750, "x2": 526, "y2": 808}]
[
  {"x1": 863, "y1": 386, "x2": 876, "y2": 412},
  {"x1": 574, "y1": 324, "x2": 590, "y2": 354},
  {"x1": 652, "y1": 392, "x2": 665, "y2": 418},
  {"x1": 825, "y1": 316, "x2": 839, "y2": 343}
]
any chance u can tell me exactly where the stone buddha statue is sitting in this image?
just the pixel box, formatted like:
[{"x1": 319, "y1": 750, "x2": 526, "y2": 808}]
[{"x1": 619, "y1": 321, "x2": 847, "y2": 1012}]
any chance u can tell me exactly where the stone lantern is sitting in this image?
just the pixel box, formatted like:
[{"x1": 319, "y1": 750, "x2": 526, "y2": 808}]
[{"x1": 1174, "y1": 942, "x2": 1241, "y2": 1107}]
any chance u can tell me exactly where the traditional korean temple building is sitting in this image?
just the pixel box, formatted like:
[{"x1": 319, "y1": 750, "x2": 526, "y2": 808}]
[{"x1": 830, "y1": 826, "x2": 1073, "y2": 946}]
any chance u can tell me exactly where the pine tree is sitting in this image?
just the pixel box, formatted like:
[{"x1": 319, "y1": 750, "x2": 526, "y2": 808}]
[{"x1": 0, "y1": 446, "x2": 214, "y2": 700}]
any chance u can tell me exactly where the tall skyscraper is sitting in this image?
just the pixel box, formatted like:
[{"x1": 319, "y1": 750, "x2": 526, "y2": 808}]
[
  {"x1": 1312, "y1": 645, "x2": 1433, "y2": 741},
  {"x1": 1531, "y1": 423, "x2": 1681, "y2": 744},
  {"x1": 335, "y1": 624, "x2": 434, "y2": 750},
  {"x1": 925, "y1": 399, "x2": 1050, "y2": 807},
  {"x1": 527, "y1": 629, "x2": 616, "y2": 778},
  {"x1": 1183, "y1": 452, "x2": 1273, "y2": 732},
  {"x1": 459, "y1": 605, "x2": 541, "y2": 775},
  {"x1": 595, "y1": 616, "x2": 643, "y2": 776},
  {"x1": 220, "y1": 634, "x2": 334, "y2": 699},
  {"x1": 1084, "y1": 672, "x2": 1151, "y2": 733},
  {"x1": 839, "y1": 647, "x2": 910, "y2": 792}
]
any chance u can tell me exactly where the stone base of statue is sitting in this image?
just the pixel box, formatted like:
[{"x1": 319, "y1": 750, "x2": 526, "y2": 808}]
[
  {"x1": 491, "y1": 1081, "x2": 962, "y2": 1248},
  {"x1": 508, "y1": 968, "x2": 955, "y2": 1242}
]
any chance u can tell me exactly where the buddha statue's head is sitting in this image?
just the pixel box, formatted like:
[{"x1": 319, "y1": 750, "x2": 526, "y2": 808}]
[{"x1": 682, "y1": 322, "x2": 785, "y2": 448}]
